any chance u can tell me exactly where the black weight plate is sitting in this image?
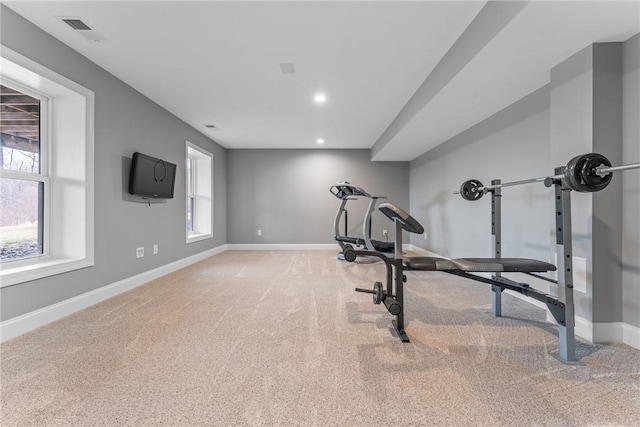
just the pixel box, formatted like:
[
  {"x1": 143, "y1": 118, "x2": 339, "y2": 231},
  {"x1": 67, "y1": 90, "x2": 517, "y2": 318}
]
[
  {"x1": 564, "y1": 154, "x2": 586, "y2": 192},
  {"x1": 459, "y1": 179, "x2": 484, "y2": 201},
  {"x1": 580, "y1": 154, "x2": 612, "y2": 191},
  {"x1": 564, "y1": 153, "x2": 612, "y2": 193},
  {"x1": 373, "y1": 281, "x2": 384, "y2": 304}
]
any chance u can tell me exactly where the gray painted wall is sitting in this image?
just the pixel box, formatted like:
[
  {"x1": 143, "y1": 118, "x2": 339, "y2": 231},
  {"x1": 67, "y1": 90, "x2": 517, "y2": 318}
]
[
  {"x1": 409, "y1": 36, "x2": 639, "y2": 341},
  {"x1": 622, "y1": 34, "x2": 640, "y2": 330},
  {"x1": 227, "y1": 149, "x2": 409, "y2": 244},
  {"x1": 409, "y1": 86, "x2": 551, "y2": 262},
  {"x1": 1, "y1": 6, "x2": 227, "y2": 321}
]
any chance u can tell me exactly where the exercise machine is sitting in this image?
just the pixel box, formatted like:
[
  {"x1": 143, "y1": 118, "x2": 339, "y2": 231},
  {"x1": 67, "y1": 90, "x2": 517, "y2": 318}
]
[
  {"x1": 343, "y1": 153, "x2": 639, "y2": 362},
  {"x1": 330, "y1": 182, "x2": 394, "y2": 261}
]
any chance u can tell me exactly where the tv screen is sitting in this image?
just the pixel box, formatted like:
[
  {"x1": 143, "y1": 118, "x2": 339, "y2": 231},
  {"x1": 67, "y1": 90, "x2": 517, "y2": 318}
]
[{"x1": 128, "y1": 152, "x2": 177, "y2": 199}]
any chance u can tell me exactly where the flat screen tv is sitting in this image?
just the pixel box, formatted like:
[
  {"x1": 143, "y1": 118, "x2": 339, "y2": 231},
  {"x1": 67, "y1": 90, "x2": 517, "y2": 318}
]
[{"x1": 128, "y1": 152, "x2": 177, "y2": 199}]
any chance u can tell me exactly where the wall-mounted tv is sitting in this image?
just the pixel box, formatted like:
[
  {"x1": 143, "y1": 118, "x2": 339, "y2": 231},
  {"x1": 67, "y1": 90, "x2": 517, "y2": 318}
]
[{"x1": 128, "y1": 152, "x2": 177, "y2": 199}]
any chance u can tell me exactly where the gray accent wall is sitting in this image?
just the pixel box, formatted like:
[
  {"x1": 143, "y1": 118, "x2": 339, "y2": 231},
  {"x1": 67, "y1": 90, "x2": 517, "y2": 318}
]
[
  {"x1": 409, "y1": 36, "x2": 639, "y2": 343},
  {"x1": 622, "y1": 34, "x2": 640, "y2": 330},
  {"x1": 1, "y1": 6, "x2": 227, "y2": 321},
  {"x1": 227, "y1": 149, "x2": 409, "y2": 244},
  {"x1": 409, "y1": 86, "x2": 551, "y2": 261}
]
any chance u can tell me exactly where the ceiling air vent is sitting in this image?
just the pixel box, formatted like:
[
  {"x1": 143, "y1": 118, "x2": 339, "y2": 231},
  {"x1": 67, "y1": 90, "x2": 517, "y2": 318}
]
[
  {"x1": 204, "y1": 124, "x2": 219, "y2": 130},
  {"x1": 280, "y1": 63, "x2": 295, "y2": 74},
  {"x1": 58, "y1": 17, "x2": 109, "y2": 43},
  {"x1": 62, "y1": 19, "x2": 92, "y2": 31}
]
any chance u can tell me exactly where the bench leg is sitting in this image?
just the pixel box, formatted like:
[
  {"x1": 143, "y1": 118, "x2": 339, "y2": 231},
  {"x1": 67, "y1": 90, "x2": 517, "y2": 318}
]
[
  {"x1": 393, "y1": 258, "x2": 410, "y2": 342},
  {"x1": 492, "y1": 284, "x2": 502, "y2": 317}
]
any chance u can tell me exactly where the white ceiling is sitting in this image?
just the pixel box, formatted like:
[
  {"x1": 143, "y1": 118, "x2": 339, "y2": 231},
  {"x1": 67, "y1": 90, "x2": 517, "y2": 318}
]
[{"x1": 4, "y1": 1, "x2": 639, "y2": 161}]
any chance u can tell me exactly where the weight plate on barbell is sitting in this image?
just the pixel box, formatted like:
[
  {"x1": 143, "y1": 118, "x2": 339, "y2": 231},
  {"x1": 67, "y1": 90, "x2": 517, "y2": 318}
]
[
  {"x1": 459, "y1": 179, "x2": 484, "y2": 201},
  {"x1": 564, "y1": 155, "x2": 584, "y2": 192},
  {"x1": 580, "y1": 154, "x2": 612, "y2": 191},
  {"x1": 564, "y1": 153, "x2": 612, "y2": 193}
]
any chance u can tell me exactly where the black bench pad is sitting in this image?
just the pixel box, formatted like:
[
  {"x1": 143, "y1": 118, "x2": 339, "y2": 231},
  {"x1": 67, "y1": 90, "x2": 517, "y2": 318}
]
[
  {"x1": 451, "y1": 258, "x2": 556, "y2": 273},
  {"x1": 405, "y1": 257, "x2": 556, "y2": 273},
  {"x1": 378, "y1": 203, "x2": 425, "y2": 235},
  {"x1": 405, "y1": 257, "x2": 458, "y2": 271}
]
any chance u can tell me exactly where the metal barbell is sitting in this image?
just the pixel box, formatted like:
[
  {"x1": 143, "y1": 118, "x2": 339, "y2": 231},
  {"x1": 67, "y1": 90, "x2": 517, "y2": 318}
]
[{"x1": 455, "y1": 153, "x2": 640, "y2": 201}]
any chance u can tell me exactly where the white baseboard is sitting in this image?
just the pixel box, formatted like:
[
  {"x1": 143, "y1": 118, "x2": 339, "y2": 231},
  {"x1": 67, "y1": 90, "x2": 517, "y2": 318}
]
[
  {"x1": 0, "y1": 244, "x2": 228, "y2": 343},
  {"x1": 623, "y1": 323, "x2": 640, "y2": 349},
  {"x1": 574, "y1": 316, "x2": 593, "y2": 342},
  {"x1": 574, "y1": 319, "x2": 639, "y2": 349},
  {"x1": 593, "y1": 321, "x2": 624, "y2": 343},
  {"x1": 227, "y1": 243, "x2": 339, "y2": 250}
]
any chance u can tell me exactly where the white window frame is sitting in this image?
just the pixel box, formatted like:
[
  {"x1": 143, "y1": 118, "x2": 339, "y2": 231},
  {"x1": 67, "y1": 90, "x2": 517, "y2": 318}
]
[
  {"x1": 185, "y1": 141, "x2": 213, "y2": 243},
  {"x1": 0, "y1": 46, "x2": 94, "y2": 287}
]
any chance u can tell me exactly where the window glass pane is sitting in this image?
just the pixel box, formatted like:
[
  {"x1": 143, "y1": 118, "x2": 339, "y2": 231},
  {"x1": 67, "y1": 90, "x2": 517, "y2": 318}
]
[
  {"x1": 187, "y1": 196, "x2": 195, "y2": 233},
  {"x1": 0, "y1": 178, "x2": 44, "y2": 261},
  {"x1": 186, "y1": 142, "x2": 212, "y2": 242},
  {"x1": 186, "y1": 157, "x2": 193, "y2": 195},
  {"x1": 0, "y1": 85, "x2": 41, "y2": 173}
]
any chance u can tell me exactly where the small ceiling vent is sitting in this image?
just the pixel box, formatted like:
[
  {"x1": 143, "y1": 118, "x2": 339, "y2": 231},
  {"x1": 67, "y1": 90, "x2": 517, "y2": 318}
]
[
  {"x1": 280, "y1": 63, "x2": 295, "y2": 74},
  {"x1": 62, "y1": 19, "x2": 92, "y2": 31},
  {"x1": 58, "y1": 17, "x2": 109, "y2": 43},
  {"x1": 204, "y1": 124, "x2": 219, "y2": 130}
]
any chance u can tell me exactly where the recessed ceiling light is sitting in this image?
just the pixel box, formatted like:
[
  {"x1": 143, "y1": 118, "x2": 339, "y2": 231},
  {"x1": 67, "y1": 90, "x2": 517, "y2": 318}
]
[
  {"x1": 314, "y1": 93, "x2": 327, "y2": 103},
  {"x1": 317, "y1": 138, "x2": 325, "y2": 144}
]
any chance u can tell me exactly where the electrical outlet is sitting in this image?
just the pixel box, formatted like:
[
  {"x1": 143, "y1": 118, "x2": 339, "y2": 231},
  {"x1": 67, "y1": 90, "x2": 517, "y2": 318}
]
[
  {"x1": 257, "y1": 229, "x2": 262, "y2": 236},
  {"x1": 383, "y1": 230, "x2": 388, "y2": 237},
  {"x1": 136, "y1": 247, "x2": 144, "y2": 258},
  {"x1": 153, "y1": 244, "x2": 158, "y2": 255},
  {"x1": 423, "y1": 232, "x2": 428, "y2": 240}
]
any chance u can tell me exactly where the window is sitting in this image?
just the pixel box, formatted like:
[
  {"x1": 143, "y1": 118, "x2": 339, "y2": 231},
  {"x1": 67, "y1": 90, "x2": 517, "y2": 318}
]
[
  {"x1": 0, "y1": 83, "x2": 48, "y2": 262},
  {"x1": 0, "y1": 46, "x2": 94, "y2": 287},
  {"x1": 186, "y1": 141, "x2": 213, "y2": 243}
]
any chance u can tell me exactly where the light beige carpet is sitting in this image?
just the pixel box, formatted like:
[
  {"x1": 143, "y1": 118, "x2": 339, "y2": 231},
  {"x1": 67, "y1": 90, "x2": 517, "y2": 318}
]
[{"x1": 1, "y1": 250, "x2": 639, "y2": 426}]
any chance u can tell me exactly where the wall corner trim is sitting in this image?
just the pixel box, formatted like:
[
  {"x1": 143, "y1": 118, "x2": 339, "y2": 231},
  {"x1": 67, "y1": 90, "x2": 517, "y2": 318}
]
[{"x1": 0, "y1": 244, "x2": 229, "y2": 343}]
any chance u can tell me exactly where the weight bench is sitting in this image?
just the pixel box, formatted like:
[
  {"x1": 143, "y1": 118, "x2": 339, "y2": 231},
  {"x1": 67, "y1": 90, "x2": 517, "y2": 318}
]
[
  {"x1": 404, "y1": 257, "x2": 565, "y2": 327},
  {"x1": 344, "y1": 193, "x2": 577, "y2": 362}
]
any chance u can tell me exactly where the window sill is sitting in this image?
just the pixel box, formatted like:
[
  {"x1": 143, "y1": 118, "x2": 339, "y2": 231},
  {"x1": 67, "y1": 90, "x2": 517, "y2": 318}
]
[
  {"x1": 186, "y1": 233, "x2": 213, "y2": 244},
  {"x1": 0, "y1": 257, "x2": 93, "y2": 288}
]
